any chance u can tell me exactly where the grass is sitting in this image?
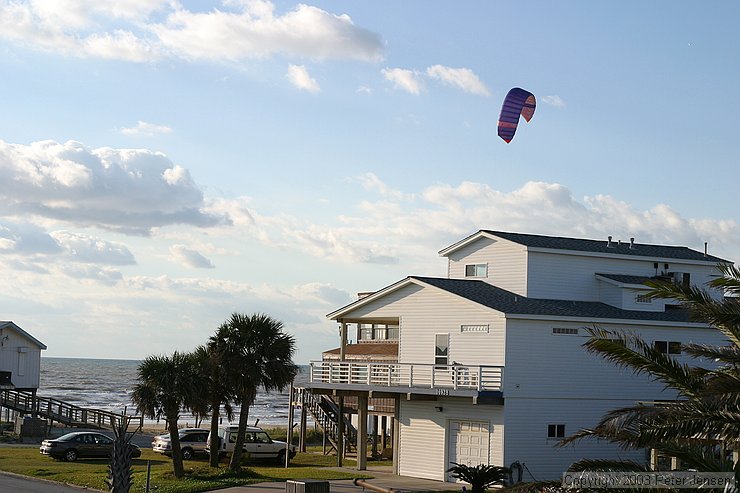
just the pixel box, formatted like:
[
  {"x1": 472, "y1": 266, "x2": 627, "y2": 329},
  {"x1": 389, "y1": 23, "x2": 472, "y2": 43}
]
[{"x1": 0, "y1": 446, "x2": 372, "y2": 493}]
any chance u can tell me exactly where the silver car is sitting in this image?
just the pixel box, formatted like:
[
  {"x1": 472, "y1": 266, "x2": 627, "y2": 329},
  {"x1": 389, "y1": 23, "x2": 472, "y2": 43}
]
[{"x1": 152, "y1": 428, "x2": 209, "y2": 460}]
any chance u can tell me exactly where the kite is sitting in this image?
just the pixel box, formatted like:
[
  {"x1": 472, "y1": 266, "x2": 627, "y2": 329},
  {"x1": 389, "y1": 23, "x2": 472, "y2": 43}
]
[{"x1": 497, "y1": 88, "x2": 536, "y2": 143}]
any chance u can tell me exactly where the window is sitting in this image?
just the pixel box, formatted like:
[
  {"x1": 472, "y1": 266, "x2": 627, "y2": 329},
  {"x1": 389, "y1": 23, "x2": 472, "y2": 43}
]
[
  {"x1": 635, "y1": 294, "x2": 652, "y2": 304},
  {"x1": 465, "y1": 264, "x2": 487, "y2": 277},
  {"x1": 358, "y1": 323, "x2": 399, "y2": 341},
  {"x1": 552, "y1": 328, "x2": 579, "y2": 335},
  {"x1": 547, "y1": 424, "x2": 565, "y2": 438},
  {"x1": 654, "y1": 341, "x2": 681, "y2": 355},
  {"x1": 461, "y1": 324, "x2": 489, "y2": 333},
  {"x1": 435, "y1": 334, "x2": 449, "y2": 366}
]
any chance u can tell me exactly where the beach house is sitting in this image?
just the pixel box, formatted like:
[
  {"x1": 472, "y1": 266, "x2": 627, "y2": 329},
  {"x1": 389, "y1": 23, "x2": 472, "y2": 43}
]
[
  {"x1": 0, "y1": 321, "x2": 46, "y2": 393},
  {"x1": 306, "y1": 230, "x2": 731, "y2": 481}
]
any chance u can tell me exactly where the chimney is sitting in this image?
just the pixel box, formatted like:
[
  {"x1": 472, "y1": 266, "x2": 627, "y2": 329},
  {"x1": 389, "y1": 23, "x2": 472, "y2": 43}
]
[
  {"x1": 629, "y1": 237, "x2": 635, "y2": 249},
  {"x1": 607, "y1": 235, "x2": 613, "y2": 248},
  {"x1": 704, "y1": 242, "x2": 708, "y2": 257}
]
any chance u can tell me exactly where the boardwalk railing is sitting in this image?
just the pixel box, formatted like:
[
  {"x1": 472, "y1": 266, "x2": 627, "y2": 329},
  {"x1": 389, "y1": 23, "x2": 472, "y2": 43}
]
[
  {"x1": 0, "y1": 389, "x2": 143, "y2": 431},
  {"x1": 309, "y1": 361, "x2": 503, "y2": 392}
]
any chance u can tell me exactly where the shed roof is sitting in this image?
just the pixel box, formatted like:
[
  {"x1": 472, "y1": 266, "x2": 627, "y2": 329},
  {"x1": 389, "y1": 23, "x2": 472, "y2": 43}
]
[{"x1": 0, "y1": 321, "x2": 47, "y2": 349}]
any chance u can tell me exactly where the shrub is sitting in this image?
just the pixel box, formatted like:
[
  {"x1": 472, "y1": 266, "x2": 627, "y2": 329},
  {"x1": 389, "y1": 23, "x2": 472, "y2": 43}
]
[{"x1": 446, "y1": 462, "x2": 510, "y2": 492}]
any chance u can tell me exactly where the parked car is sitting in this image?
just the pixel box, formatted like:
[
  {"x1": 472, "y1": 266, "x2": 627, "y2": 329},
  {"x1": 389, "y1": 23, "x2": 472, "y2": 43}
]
[
  {"x1": 40, "y1": 431, "x2": 142, "y2": 462},
  {"x1": 152, "y1": 428, "x2": 209, "y2": 459},
  {"x1": 206, "y1": 426, "x2": 296, "y2": 463}
]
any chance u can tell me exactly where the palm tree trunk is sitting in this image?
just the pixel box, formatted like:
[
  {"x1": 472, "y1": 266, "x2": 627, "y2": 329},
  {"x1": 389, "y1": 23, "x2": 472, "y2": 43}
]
[
  {"x1": 209, "y1": 400, "x2": 221, "y2": 467},
  {"x1": 228, "y1": 397, "x2": 251, "y2": 471},
  {"x1": 168, "y1": 415, "x2": 185, "y2": 478}
]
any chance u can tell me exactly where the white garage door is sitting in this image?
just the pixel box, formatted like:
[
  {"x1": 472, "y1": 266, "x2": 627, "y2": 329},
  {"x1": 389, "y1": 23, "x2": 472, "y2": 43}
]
[{"x1": 447, "y1": 420, "x2": 490, "y2": 481}]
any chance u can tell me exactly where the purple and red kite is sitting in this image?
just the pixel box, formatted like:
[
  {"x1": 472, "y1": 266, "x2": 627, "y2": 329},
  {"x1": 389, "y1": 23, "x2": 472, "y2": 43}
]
[{"x1": 497, "y1": 88, "x2": 536, "y2": 143}]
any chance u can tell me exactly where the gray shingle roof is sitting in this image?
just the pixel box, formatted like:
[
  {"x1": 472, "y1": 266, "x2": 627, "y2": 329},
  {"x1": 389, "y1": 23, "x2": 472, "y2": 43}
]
[
  {"x1": 482, "y1": 230, "x2": 728, "y2": 263},
  {"x1": 412, "y1": 277, "x2": 696, "y2": 324}
]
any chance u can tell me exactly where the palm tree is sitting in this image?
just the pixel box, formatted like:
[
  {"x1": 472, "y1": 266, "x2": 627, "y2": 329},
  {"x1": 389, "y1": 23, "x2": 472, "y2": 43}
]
[
  {"x1": 191, "y1": 344, "x2": 235, "y2": 467},
  {"x1": 210, "y1": 312, "x2": 298, "y2": 471},
  {"x1": 131, "y1": 351, "x2": 200, "y2": 478},
  {"x1": 560, "y1": 263, "x2": 740, "y2": 472}
]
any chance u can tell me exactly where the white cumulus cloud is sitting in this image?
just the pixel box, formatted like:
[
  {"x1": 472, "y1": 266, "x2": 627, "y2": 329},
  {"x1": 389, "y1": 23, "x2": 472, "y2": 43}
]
[
  {"x1": 381, "y1": 68, "x2": 423, "y2": 95},
  {"x1": 541, "y1": 95, "x2": 566, "y2": 108},
  {"x1": 0, "y1": 139, "x2": 230, "y2": 235},
  {"x1": 286, "y1": 64, "x2": 320, "y2": 93},
  {"x1": 120, "y1": 121, "x2": 173, "y2": 136},
  {"x1": 426, "y1": 65, "x2": 490, "y2": 96},
  {"x1": 170, "y1": 244, "x2": 215, "y2": 269},
  {"x1": 0, "y1": 1, "x2": 384, "y2": 64}
]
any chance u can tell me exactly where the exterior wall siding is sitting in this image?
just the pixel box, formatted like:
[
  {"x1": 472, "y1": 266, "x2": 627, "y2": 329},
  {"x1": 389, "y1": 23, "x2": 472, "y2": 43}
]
[
  {"x1": 503, "y1": 318, "x2": 726, "y2": 400},
  {"x1": 345, "y1": 283, "x2": 506, "y2": 366},
  {"x1": 399, "y1": 398, "x2": 504, "y2": 481},
  {"x1": 0, "y1": 328, "x2": 42, "y2": 389},
  {"x1": 527, "y1": 251, "x2": 722, "y2": 301},
  {"x1": 503, "y1": 397, "x2": 646, "y2": 480},
  {"x1": 446, "y1": 237, "x2": 528, "y2": 295}
]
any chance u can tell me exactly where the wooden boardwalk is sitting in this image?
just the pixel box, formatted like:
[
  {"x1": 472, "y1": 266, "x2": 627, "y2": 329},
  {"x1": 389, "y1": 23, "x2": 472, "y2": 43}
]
[{"x1": 1, "y1": 389, "x2": 143, "y2": 431}]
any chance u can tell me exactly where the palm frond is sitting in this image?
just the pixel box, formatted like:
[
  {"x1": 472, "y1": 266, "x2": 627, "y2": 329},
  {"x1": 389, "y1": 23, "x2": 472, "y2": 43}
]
[{"x1": 583, "y1": 328, "x2": 704, "y2": 397}]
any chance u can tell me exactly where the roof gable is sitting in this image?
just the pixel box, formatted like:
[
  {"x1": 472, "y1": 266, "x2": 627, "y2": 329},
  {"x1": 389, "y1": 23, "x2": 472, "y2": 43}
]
[
  {"x1": 440, "y1": 230, "x2": 729, "y2": 263},
  {"x1": 0, "y1": 321, "x2": 47, "y2": 349}
]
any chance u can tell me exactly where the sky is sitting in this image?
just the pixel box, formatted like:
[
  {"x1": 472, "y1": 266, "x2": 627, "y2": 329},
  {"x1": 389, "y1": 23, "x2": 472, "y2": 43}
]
[{"x1": 1, "y1": 1, "x2": 739, "y2": 364}]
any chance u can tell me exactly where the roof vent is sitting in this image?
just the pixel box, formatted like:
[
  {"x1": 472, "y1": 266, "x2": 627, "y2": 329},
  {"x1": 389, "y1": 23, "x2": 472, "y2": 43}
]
[
  {"x1": 704, "y1": 242, "x2": 708, "y2": 257},
  {"x1": 607, "y1": 235, "x2": 614, "y2": 248},
  {"x1": 630, "y1": 237, "x2": 635, "y2": 249}
]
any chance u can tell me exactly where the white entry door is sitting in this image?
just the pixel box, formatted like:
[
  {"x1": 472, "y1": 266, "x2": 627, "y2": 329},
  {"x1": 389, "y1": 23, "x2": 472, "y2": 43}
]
[{"x1": 447, "y1": 420, "x2": 490, "y2": 481}]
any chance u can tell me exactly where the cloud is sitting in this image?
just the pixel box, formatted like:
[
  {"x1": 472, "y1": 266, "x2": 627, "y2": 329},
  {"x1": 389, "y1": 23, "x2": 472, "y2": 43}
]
[
  {"x1": 120, "y1": 121, "x2": 173, "y2": 136},
  {"x1": 541, "y1": 95, "x2": 566, "y2": 108},
  {"x1": 170, "y1": 244, "x2": 215, "y2": 269},
  {"x1": 0, "y1": 220, "x2": 62, "y2": 255},
  {"x1": 381, "y1": 68, "x2": 423, "y2": 95},
  {"x1": 0, "y1": 1, "x2": 384, "y2": 64},
  {"x1": 59, "y1": 264, "x2": 123, "y2": 285},
  {"x1": 286, "y1": 64, "x2": 320, "y2": 93},
  {"x1": 425, "y1": 65, "x2": 490, "y2": 96},
  {"x1": 0, "y1": 139, "x2": 230, "y2": 235},
  {"x1": 244, "y1": 179, "x2": 740, "y2": 269},
  {"x1": 50, "y1": 231, "x2": 136, "y2": 265},
  {"x1": 351, "y1": 172, "x2": 411, "y2": 200}
]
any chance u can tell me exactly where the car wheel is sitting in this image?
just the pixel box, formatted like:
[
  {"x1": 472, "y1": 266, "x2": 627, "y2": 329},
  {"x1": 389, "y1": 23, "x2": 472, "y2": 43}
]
[
  {"x1": 277, "y1": 449, "x2": 287, "y2": 464},
  {"x1": 64, "y1": 449, "x2": 78, "y2": 462},
  {"x1": 181, "y1": 447, "x2": 194, "y2": 460}
]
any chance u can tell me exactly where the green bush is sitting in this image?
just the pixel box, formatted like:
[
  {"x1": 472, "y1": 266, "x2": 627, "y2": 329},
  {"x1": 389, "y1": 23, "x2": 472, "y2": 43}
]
[{"x1": 446, "y1": 462, "x2": 509, "y2": 492}]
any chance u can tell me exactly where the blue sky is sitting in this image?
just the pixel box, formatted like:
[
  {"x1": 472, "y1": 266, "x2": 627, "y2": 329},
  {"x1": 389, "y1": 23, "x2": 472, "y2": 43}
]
[{"x1": 0, "y1": 1, "x2": 738, "y2": 363}]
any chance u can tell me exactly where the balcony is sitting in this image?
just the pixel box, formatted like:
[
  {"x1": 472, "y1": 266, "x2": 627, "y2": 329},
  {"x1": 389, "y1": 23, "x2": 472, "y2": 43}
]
[{"x1": 309, "y1": 361, "x2": 503, "y2": 398}]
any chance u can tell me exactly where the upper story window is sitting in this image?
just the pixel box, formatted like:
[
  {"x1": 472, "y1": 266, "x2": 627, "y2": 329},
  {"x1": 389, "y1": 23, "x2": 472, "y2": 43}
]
[
  {"x1": 654, "y1": 341, "x2": 681, "y2": 355},
  {"x1": 358, "y1": 323, "x2": 399, "y2": 341},
  {"x1": 465, "y1": 263, "x2": 487, "y2": 277},
  {"x1": 547, "y1": 424, "x2": 565, "y2": 438},
  {"x1": 635, "y1": 294, "x2": 652, "y2": 304}
]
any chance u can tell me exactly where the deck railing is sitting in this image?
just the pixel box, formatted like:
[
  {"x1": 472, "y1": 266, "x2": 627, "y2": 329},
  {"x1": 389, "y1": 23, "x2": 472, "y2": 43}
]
[
  {"x1": 309, "y1": 361, "x2": 503, "y2": 392},
  {"x1": 0, "y1": 389, "x2": 143, "y2": 431}
]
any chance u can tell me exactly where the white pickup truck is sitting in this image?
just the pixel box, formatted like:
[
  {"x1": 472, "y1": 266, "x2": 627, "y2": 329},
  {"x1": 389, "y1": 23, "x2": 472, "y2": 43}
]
[{"x1": 206, "y1": 426, "x2": 296, "y2": 463}]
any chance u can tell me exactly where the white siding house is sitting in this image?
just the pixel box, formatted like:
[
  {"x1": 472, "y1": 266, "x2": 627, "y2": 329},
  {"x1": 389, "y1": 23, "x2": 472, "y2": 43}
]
[
  {"x1": 307, "y1": 231, "x2": 731, "y2": 482},
  {"x1": 0, "y1": 321, "x2": 46, "y2": 391}
]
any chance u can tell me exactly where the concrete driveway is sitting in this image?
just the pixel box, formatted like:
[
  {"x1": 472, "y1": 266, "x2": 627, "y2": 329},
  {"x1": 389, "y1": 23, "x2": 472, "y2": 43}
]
[{"x1": 215, "y1": 465, "x2": 465, "y2": 493}]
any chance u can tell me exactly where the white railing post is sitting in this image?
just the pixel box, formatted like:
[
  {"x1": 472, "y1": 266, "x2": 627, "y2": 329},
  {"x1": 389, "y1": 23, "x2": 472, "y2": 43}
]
[
  {"x1": 348, "y1": 362, "x2": 353, "y2": 384},
  {"x1": 367, "y1": 363, "x2": 372, "y2": 385},
  {"x1": 409, "y1": 365, "x2": 413, "y2": 387},
  {"x1": 431, "y1": 366, "x2": 435, "y2": 388},
  {"x1": 328, "y1": 362, "x2": 333, "y2": 384},
  {"x1": 477, "y1": 366, "x2": 483, "y2": 391},
  {"x1": 453, "y1": 365, "x2": 458, "y2": 390}
]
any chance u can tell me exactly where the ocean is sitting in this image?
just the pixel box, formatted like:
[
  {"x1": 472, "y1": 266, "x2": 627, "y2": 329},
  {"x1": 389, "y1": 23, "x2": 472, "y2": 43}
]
[{"x1": 39, "y1": 357, "x2": 310, "y2": 428}]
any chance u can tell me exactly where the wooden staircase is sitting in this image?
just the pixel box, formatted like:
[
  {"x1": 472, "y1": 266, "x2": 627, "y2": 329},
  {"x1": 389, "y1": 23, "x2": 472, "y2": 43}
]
[
  {"x1": 1, "y1": 389, "x2": 143, "y2": 432},
  {"x1": 297, "y1": 388, "x2": 356, "y2": 454}
]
